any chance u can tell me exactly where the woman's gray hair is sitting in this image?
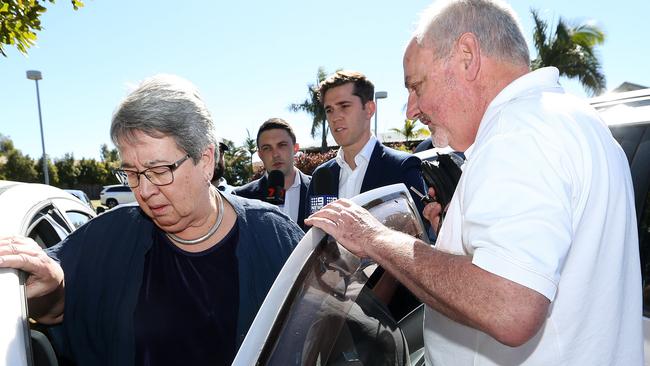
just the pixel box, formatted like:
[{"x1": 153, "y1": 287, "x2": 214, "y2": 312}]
[
  {"x1": 414, "y1": 0, "x2": 529, "y2": 66},
  {"x1": 110, "y1": 74, "x2": 218, "y2": 164}
]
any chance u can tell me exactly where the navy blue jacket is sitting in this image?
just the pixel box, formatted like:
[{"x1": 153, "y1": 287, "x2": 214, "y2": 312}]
[
  {"x1": 308, "y1": 141, "x2": 427, "y2": 215},
  {"x1": 233, "y1": 170, "x2": 311, "y2": 231},
  {"x1": 46, "y1": 193, "x2": 302, "y2": 366}
]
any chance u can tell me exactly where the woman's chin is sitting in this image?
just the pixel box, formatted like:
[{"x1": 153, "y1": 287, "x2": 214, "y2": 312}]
[{"x1": 151, "y1": 216, "x2": 183, "y2": 233}]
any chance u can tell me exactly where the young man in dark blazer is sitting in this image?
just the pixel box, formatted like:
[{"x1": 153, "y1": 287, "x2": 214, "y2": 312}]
[
  {"x1": 308, "y1": 70, "x2": 427, "y2": 215},
  {"x1": 233, "y1": 118, "x2": 311, "y2": 231}
]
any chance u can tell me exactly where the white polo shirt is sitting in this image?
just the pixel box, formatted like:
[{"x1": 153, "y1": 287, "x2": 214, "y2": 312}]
[
  {"x1": 336, "y1": 136, "x2": 377, "y2": 199},
  {"x1": 425, "y1": 67, "x2": 642, "y2": 365}
]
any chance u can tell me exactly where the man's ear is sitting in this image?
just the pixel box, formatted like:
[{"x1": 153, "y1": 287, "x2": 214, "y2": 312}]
[
  {"x1": 365, "y1": 100, "x2": 376, "y2": 119},
  {"x1": 457, "y1": 32, "x2": 481, "y2": 81},
  {"x1": 293, "y1": 143, "x2": 300, "y2": 154}
]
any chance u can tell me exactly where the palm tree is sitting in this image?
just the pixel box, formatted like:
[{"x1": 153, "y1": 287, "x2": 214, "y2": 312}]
[
  {"x1": 221, "y1": 139, "x2": 253, "y2": 186},
  {"x1": 244, "y1": 129, "x2": 257, "y2": 170},
  {"x1": 390, "y1": 119, "x2": 430, "y2": 142},
  {"x1": 530, "y1": 9, "x2": 606, "y2": 96},
  {"x1": 289, "y1": 66, "x2": 334, "y2": 152}
]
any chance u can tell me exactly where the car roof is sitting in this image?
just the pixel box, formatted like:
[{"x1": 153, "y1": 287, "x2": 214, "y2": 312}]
[
  {"x1": 0, "y1": 180, "x2": 95, "y2": 235},
  {"x1": 413, "y1": 146, "x2": 455, "y2": 161},
  {"x1": 103, "y1": 184, "x2": 125, "y2": 188},
  {"x1": 590, "y1": 88, "x2": 650, "y2": 126}
]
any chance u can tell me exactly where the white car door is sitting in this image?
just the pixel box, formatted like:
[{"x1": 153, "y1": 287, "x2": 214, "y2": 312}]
[{"x1": 234, "y1": 183, "x2": 428, "y2": 366}]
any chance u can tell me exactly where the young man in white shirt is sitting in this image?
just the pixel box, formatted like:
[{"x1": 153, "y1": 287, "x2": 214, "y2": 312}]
[{"x1": 307, "y1": 70, "x2": 427, "y2": 213}]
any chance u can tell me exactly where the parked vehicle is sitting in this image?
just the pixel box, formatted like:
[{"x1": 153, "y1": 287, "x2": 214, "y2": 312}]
[
  {"x1": 63, "y1": 189, "x2": 95, "y2": 212},
  {"x1": 590, "y1": 89, "x2": 650, "y2": 364},
  {"x1": 99, "y1": 184, "x2": 136, "y2": 209},
  {"x1": 0, "y1": 180, "x2": 96, "y2": 366}
]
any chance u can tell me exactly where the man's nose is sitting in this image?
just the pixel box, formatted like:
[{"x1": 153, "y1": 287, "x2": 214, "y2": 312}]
[{"x1": 406, "y1": 92, "x2": 421, "y2": 120}]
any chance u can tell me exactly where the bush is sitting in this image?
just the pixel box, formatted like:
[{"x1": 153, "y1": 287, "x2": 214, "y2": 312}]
[{"x1": 295, "y1": 150, "x2": 337, "y2": 175}]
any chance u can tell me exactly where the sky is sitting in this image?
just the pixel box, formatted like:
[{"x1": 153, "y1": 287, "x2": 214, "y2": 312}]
[{"x1": 1, "y1": 0, "x2": 649, "y2": 161}]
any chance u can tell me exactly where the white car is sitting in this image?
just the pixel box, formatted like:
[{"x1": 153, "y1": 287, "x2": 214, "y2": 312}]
[
  {"x1": 0, "y1": 180, "x2": 96, "y2": 366},
  {"x1": 63, "y1": 189, "x2": 95, "y2": 212},
  {"x1": 591, "y1": 88, "x2": 650, "y2": 365},
  {"x1": 99, "y1": 184, "x2": 136, "y2": 209}
]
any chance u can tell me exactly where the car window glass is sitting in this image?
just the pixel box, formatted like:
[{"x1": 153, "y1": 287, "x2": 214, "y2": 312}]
[
  {"x1": 259, "y1": 191, "x2": 426, "y2": 365},
  {"x1": 26, "y1": 206, "x2": 70, "y2": 248},
  {"x1": 620, "y1": 124, "x2": 650, "y2": 315},
  {"x1": 65, "y1": 211, "x2": 93, "y2": 229}
]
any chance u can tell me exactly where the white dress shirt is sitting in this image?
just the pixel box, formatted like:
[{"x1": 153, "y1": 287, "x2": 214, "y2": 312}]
[
  {"x1": 277, "y1": 167, "x2": 301, "y2": 223},
  {"x1": 336, "y1": 136, "x2": 377, "y2": 199}
]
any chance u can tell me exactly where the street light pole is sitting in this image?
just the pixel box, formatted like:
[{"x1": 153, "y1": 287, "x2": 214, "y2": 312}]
[
  {"x1": 26, "y1": 70, "x2": 49, "y2": 185},
  {"x1": 374, "y1": 91, "x2": 388, "y2": 138}
]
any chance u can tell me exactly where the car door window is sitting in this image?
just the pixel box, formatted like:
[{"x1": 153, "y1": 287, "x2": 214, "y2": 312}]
[
  {"x1": 64, "y1": 211, "x2": 93, "y2": 229},
  {"x1": 610, "y1": 122, "x2": 650, "y2": 315},
  {"x1": 258, "y1": 190, "x2": 427, "y2": 365},
  {"x1": 26, "y1": 206, "x2": 71, "y2": 249}
]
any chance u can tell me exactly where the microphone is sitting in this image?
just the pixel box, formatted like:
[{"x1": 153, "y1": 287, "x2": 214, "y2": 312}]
[
  {"x1": 310, "y1": 168, "x2": 337, "y2": 214},
  {"x1": 265, "y1": 170, "x2": 285, "y2": 205}
]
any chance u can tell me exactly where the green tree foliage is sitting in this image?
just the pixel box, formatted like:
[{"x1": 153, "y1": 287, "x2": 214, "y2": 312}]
[
  {"x1": 36, "y1": 155, "x2": 59, "y2": 185},
  {"x1": 99, "y1": 143, "x2": 121, "y2": 184},
  {"x1": 0, "y1": 134, "x2": 38, "y2": 182},
  {"x1": 77, "y1": 158, "x2": 112, "y2": 185},
  {"x1": 0, "y1": 133, "x2": 15, "y2": 155},
  {"x1": 0, "y1": 0, "x2": 84, "y2": 57},
  {"x1": 55, "y1": 153, "x2": 79, "y2": 188},
  {"x1": 0, "y1": 135, "x2": 121, "y2": 187},
  {"x1": 243, "y1": 129, "x2": 257, "y2": 169},
  {"x1": 390, "y1": 119, "x2": 430, "y2": 142},
  {"x1": 530, "y1": 9, "x2": 606, "y2": 96},
  {"x1": 100, "y1": 143, "x2": 119, "y2": 163},
  {"x1": 2, "y1": 150, "x2": 38, "y2": 182},
  {"x1": 289, "y1": 67, "x2": 338, "y2": 152},
  {"x1": 0, "y1": 134, "x2": 10, "y2": 179},
  {"x1": 221, "y1": 139, "x2": 253, "y2": 186}
]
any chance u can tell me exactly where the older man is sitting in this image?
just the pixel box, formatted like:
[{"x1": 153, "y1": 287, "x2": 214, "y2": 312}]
[{"x1": 306, "y1": 1, "x2": 642, "y2": 365}]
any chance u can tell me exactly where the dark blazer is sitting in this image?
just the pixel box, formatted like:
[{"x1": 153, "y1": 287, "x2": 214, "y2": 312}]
[
  {"x1": 308, "y1": 140, "x2": 427, "y2": 215},
  {"x1": 233, "y1": 170, "x2": 312, "y2": 231}
]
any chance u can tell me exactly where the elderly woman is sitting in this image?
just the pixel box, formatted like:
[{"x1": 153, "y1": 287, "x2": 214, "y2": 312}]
[{"x1": 0, "y1": 75, "x2": 303, "y2": 365}]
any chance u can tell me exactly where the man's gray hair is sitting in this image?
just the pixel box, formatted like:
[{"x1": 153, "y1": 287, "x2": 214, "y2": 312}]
[
  {"x1": 414, "y1": 0, "x2": 529, "y2": 66},
  {"x1": 110, "y1": 74, "x2": 218, "y2": 163}
]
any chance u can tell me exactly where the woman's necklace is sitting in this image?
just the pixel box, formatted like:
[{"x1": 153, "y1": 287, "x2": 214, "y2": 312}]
[{"x1": 166, "y1": 190, "x2": 224, "y2": 245}]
